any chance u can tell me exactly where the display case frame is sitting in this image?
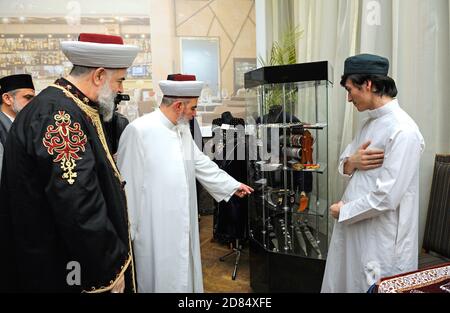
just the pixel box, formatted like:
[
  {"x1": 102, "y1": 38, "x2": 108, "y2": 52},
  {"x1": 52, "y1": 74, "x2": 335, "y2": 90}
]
[{"x1": 244, "y1": 61, "x2": 333, "y2": 292}]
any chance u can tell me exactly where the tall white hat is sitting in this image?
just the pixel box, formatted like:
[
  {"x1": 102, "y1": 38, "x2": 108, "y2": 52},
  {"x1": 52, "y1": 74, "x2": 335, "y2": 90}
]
[
  {"x1": 61, "y1": 33, "x2": 139, "y2": 68},
  {"x1": 159, "y1": 74, "x2": 204, "y2": 98}
]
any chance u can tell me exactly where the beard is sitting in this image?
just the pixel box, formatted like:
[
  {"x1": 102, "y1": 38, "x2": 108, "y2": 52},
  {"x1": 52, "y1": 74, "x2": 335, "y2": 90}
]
[
  {"x1": 12, "y1": 100, "x2": 21, "y2": 114},
  {"x1": 176, "y1": 112, "x2": 190, "y2": 126},
  {"x1": 12, "y1": 99, "x2": 25, "y2": 114},
  {"x1": 175, "y1": 113, "x2": 191, "y2": 134},
  {"x1": 97, "y1": 82, "x2": 116, "y2": 122}
]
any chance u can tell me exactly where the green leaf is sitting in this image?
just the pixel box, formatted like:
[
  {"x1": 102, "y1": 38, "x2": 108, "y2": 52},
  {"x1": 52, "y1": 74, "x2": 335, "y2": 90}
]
[{"x1": 256, "y1": 25, "x2": 303, "y2": 112}]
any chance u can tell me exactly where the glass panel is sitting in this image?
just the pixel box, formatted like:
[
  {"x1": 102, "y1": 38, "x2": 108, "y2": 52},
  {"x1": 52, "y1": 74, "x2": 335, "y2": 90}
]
[{"x1": 245, "y1": 64, "x2": 331, "y2": 261}]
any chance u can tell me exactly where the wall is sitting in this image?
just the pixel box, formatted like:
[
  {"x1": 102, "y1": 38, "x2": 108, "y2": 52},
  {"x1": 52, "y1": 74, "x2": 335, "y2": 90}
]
[{"x1": 173, "y1": 0, "x2": 256, "y2": 95}]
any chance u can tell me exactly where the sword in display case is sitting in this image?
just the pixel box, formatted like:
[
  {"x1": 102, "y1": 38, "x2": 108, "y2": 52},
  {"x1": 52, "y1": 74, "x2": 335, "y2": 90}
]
[
  {"x1": 298, "y1": 220, "x2": 323, "y2": 259},
  {"x1": 269, "y1": 232, "x2": 279, "y2": 252},
  {"x1": 294, "y1": 224, "x2": 308, "y2": 256}
]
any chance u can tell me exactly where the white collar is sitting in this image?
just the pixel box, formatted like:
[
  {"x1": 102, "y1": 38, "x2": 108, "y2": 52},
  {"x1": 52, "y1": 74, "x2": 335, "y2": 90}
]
[
  {"x1": 157, "y1": 108, "x2": 176, "y2": 130},
  {"x1": 367, "y1": 99, "x2": 399, "y2": 119},
  {"x1": 3, "y1": 111, "x2": 15, "y2": 122}
]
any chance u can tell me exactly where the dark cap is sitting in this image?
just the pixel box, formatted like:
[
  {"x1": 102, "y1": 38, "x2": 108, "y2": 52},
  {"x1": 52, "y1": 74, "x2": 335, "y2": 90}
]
[
  {"x1": 0, "y1": 74, "x2": 35, "y2": 96},
  {"x1": 344, "y1": 54, "x2": 389, "y2": 76}
]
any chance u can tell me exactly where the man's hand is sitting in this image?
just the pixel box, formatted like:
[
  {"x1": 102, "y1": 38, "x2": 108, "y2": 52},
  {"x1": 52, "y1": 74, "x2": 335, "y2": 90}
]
[
  {"x1": 344, "y1": 141, "x2": 384, "y2": 175},
  {"x1": 234, "y1": 183, "x2": 254, "y2": 198},
  {"x1": 330, "y1": 201, "x2": 344, "y2": 219},
  {"x1": 111, "y1": 273, "x2": 125, "y2": 293}
]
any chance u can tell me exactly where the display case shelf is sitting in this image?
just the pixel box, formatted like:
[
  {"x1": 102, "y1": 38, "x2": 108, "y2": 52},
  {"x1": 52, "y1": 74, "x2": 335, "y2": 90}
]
[{"x1": 257, "y1": 122, "x2": 327, "y2": 130}]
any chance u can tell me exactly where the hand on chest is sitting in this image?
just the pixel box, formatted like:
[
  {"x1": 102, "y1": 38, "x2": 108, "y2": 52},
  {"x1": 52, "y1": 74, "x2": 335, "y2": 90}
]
[{"x1": 358, "y1": 120, "x2": 393, "y2": 152}]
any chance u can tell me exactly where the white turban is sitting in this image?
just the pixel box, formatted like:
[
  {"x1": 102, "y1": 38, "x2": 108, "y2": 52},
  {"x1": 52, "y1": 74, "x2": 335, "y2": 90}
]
[
  {"x1": 61, "y1": 33, "x2": 139, "y2": 68},
  {"x1": 159, "y1": 80, "x2": 204, "y2": 98}
]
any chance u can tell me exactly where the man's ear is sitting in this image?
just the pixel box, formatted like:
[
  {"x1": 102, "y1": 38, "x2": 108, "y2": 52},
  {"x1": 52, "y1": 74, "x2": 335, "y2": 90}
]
[
  {"x1": 1, "y1": 93, "x2": 13, "y2": 107},
  {"x1": 173, "y1": 100, "x2": 184, "y2": 112},
  {"x1": 365, "y1": 80, "x2": 373, "y2": 91},
  {"x1": 92, "y1": 68, "x2": 107, "y2": 87}
]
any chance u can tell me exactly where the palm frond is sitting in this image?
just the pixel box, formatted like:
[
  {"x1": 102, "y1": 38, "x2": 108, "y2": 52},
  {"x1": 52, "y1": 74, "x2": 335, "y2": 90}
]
[{"x1": 256, "y1": 25, "x2": 303, "y2": 112}]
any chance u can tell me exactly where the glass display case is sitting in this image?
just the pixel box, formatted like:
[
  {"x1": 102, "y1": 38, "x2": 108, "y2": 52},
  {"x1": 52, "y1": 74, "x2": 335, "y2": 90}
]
[{"x1": 244, "y1": 61, "x2": 333, "y2": 292}]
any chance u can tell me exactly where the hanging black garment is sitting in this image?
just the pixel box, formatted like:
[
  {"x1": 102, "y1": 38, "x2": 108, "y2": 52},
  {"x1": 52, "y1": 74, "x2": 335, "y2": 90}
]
[
  {"x1": 103, "y1": 111, "x2": 130, "y2": 155},
  {"x1": 190, "y1": 117, "x2": 203, "y2": 150},
  {"x1": 257, "y1": 105, "x2": 312, "y2": 193},
  {"x1": 212, "y1": 112, "x2": 248, "y2": 243},
  {"x1": 188, "y1": 117, "x2": 204, "y2": 214}
]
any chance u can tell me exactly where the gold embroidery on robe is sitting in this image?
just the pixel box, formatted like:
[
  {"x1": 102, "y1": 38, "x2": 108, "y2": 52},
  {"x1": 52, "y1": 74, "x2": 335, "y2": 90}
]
[{"x1": 42, "y1": 110, "x2": 87, "y2": 185}]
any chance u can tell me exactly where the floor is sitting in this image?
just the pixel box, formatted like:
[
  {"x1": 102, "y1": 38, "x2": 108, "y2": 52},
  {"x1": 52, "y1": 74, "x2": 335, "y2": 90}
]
[
  {"x1": 199, "y1": 214, "x2": 252, "y2": 293},
  {"x1": 418, "y1": 251, "x2": 450, "y2": 269}
]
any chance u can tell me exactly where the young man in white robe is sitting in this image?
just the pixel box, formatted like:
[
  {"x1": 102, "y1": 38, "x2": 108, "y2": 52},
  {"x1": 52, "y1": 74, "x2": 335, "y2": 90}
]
[
  {"x1": 321, "y1": 54, "x2": 425, "y2": 293},
  {"x1": 117, "y1": 74, "x2": 253, "y2": 293}
]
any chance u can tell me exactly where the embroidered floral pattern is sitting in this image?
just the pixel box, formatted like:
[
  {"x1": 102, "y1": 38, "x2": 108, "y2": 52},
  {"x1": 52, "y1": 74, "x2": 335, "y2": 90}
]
[
  {"x1": 43, "y1": 111, "x2": 88, "y2": 185},
  {"x1": 378, "y1": 265, "x2": 450, "y2": 293}
]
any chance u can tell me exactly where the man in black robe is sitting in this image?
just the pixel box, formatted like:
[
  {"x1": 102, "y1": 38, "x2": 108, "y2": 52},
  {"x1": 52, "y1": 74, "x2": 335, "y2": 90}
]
[
  {"x1": 0, "y1": 33, "x2": 139, "y2": 293},
  {"x1": 0, "y1": 74, "x2": 35, "y2": 179}
]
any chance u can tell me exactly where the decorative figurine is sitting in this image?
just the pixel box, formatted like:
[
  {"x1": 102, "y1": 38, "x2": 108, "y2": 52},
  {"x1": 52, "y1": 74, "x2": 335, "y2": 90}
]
[{"x1": 301, "y1": 130, "x2": 314, "y2": 164}]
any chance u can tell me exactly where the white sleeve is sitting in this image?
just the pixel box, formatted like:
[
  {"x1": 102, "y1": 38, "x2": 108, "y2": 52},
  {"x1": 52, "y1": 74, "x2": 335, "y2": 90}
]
[
  {"x1": 193, "y1": 141, "x2": 240, "y2": 203},
  {"x1": 117, "y1": 124, "x2": 146, "y2": 241},
  {"x1": 338, "y1": 143, "x2": 355, "y2": 177},
  {"x1": 338, "y1": 129, "x2": 424, "y2": 225}
]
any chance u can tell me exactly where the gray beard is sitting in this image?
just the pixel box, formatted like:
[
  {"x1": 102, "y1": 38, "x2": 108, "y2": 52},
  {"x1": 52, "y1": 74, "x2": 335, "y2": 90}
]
[
  {"x1": 176, "y1": 113, "x2": 190, "y2": 126},
  {"x1": 12, "y1": 99, "x2": 22, "y2": 114},
  {"x1": 97, "y1": 83, "x2": 116, "y2": 122},
  {"x1": 175, "y1": 114, "x2": 190, "y2": 134}
]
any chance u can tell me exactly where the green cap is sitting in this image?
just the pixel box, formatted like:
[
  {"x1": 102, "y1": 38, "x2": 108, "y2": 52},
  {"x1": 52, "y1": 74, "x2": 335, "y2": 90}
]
[{"x1": 344, "y1": 54, "x2": 389, "y2": 76}]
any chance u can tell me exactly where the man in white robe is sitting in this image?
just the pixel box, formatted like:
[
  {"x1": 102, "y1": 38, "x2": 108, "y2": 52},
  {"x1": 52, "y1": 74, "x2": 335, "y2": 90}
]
[
  {"x1": 321, "y1": 54, "x2": 425, "y2": 293},
  {"x1": 117, "y1": 74, "x2": 253, "y2": 293}
]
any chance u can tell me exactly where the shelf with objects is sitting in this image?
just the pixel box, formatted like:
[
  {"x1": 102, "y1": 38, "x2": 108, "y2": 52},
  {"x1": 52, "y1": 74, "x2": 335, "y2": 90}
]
[
  {"x1": 244, "y1": 61, "x2": 333, "y2": 292},
  {"x1": 0, "y1": 35, "x2": 151, "y2": 81}
]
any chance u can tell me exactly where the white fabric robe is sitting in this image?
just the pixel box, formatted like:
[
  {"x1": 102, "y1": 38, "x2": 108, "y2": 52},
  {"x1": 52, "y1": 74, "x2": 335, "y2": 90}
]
[
  {"x1": 321, "y1": 100, "x2": 425, "y2": 293},
  {"x1": 117, "y1": 109, "x2": 240, "y2": 293}
]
